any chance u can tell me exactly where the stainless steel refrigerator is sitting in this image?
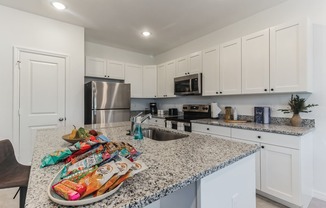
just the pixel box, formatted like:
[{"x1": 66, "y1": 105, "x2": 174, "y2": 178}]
[{"x1": 84, "y1": 81, "x2": 131, "y2": 124}]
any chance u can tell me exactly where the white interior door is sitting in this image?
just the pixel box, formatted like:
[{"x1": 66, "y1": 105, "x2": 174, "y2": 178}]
[{"x1": 19, "y1": 51, "x2": 66, "y2": 165}]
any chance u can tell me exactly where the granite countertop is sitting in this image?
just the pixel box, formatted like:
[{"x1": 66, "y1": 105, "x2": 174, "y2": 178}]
[
  {"x1": 25, "y1": 122, "x2": 258, "y2": 208},
  {"x1": 191, "y1": 119, "x2": 314, "y2": 136}
]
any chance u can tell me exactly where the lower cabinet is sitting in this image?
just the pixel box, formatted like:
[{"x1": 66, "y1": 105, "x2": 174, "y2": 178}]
[
  {"x1": 232, "y1": 128, "x2": 313, "y2": 208},
  {"x1": 192, "y1": 123, "x2": 313, "y2": 208}
]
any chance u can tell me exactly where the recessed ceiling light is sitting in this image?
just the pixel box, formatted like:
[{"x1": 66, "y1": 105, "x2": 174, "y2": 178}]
[
  {"x1": 52, "y1": 2, "x2": 66, "y2": 10},
  {"x1": 142, "y1": 31, "x2": 151, "y2": 37}
]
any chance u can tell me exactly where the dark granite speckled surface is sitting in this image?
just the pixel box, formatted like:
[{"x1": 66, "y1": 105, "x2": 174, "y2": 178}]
[{"x1": 25, "y1": 122, "x2": 259, "y2": 208}]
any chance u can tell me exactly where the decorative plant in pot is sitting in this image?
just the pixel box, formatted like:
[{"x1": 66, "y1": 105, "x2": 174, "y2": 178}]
[{"x1": 278, "y1": 95, "x2": 318, "y2": 127}]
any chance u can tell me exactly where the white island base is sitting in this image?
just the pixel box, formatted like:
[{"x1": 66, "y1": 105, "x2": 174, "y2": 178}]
[{"x1": 146, "y1": 154, "x2": 256, "y2": 208}]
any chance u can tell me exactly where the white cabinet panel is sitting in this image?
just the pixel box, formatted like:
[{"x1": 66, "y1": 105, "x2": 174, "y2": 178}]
[
  {"x1": 192, "y1": 123, "x2": 231, "y2": 138},
  {"x1": 143, "y1": 65, "x2": 157, "y2": 98},
  {"x1": 202, "y1": 47, "x2": 220, "y2": 96},
  {"x1": 261, "y1": 145, "x2": 300, "y2": 204},
  {"x1": 165, "y1": 61, "x2": 176, "y2": 97},
  {"x1": 125, "y1": 64, "x2": 143, "y2": 98},
  {"x1": 242, "y1": 29, "x2": 270, "y2": 94},
  {"x1": 270, "y1": 20, "x2": 312, "y2": 93},
  {"x1": 85, "y1": 56, "x2": 106, "y2": 78},
  {"x1": 148, "y1": 118, "x2": 165, "y2": 127},
  {"x1": 176, "y1": 56, "x2": 188, "y2": 77},
  {"x1": 157, "y1": 64, "x2": 166, "y2": 98},
  {"x1": 189, "y1": 51, "x2": 202, "y2": 74},
  {"x1": 220, "y1": 38, "x2": 242, "y2": 95},
  {"x1": 106, "y1": 60, "x2": 124, "y2": 80}
]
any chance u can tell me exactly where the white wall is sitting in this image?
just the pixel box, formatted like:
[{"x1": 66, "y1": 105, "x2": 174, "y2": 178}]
[
  {"x1": 85, "y1": 42, "x2": 155, "y2": 65},
  {"x1": 154, "y1": 0, "x2": 326, "y2": 200},
  {"x1": 0, "y1": 5, "x2": 84, "y2": 158}
]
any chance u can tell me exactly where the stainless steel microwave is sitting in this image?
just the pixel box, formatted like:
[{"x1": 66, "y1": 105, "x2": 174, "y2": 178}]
[{"x1": 174, "y1": 73, "x2": 202, "y2": 95}]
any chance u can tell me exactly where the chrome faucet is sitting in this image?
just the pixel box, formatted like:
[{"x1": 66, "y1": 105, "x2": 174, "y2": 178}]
[{"x1": 128, "y1": 112, "x2": 152, "y2": 136}]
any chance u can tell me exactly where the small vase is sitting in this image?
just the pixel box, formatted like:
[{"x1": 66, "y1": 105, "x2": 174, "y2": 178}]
[{"x1": 290, "y1": 114, "x2": 302, "y2": 127}]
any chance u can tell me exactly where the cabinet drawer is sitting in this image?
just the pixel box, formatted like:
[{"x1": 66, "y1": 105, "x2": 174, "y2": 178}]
[
  {"x1": 231, "y1": 128, "x2": 300, "y2": 149},
  {"x1": 192, "y1": 123, "x2": 231, "y2": 138},
  {"x1": 148, "y1": 118, "x2": 165, "y2": 127}
]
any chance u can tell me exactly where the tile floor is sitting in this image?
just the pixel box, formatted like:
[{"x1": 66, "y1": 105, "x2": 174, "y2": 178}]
[{"x1": 1, "y1": 187, "x2": 326, "y2": 208}]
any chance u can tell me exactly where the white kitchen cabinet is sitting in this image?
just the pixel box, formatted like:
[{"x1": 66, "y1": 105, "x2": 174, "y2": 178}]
[
  {"x1": 157, "y1": 61, "x2": 176, "y2": 98},
  {"x1": 148, "y1": 118, "x2": 165, "y2": 127},
  {"x1": 192, "y1": 123, "x2": 231, "y2": 139},
  {"x1": 85, "y1": 56, "x2": 106, "y2": 78},
  {"x1": 157, "y1": 64, "x2": 166, "y2": 97},
  {"x1": 231, "y1": 128, "x2": 313, "y2": 208},
  {"x1": 165, "y1": 61, "x2": 176, "y2": 97},
  {"x1": 143, "y1": 65, "x2": 157, "y2": 98},
  {"x1": 175, "y1": 56, "x2": 188, "y2": 77},
  {"x1": 175, "y1": 51, "x2": 202, "y2": 77},
  {"x1": 219, "y1": 38, "x2": 242, "y2": 95},
  {"x1": 202, "y1": 47, "x2": 220, "y2": 96},
  {"x1": 188, "y1": 51, "x2": 202, "y2": 74},
  {"x1": 125, "y1": 64, "x2": 143, "y2": 98},
  {"x1": 260, "y1": 144, "x2": 300, "y2": 204},
  {"x1": 270, "y1": 19, "x2": 312, "y2": 93},
  {"x1": 106, "y1": 60, "x2": 125, "y2": 80},
  {"x1": 85, "y1": 57, "x2": 125, "y2": 80},
  {"x1": 242, "y1": 29, "x2": 270, "y2": 94}
]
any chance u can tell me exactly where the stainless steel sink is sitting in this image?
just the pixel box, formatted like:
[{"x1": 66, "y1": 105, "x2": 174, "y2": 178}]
[{"x1": 142, "y1": 128, "x2": 188, "y2": 141}]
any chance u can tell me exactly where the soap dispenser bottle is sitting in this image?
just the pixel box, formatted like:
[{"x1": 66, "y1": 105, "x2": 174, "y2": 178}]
[
  {"x1": 233, "y1": 107, "x2": 238, "y2": 120},
  {"x1": 133, "y1": 117, "x2": 143, "y2": 140}
]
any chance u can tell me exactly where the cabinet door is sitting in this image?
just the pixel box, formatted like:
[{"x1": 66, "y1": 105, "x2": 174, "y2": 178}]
[
  {"x1": 261, "y1": 144, "x2": 300, "y2": 204},
  {"x1": 85, "y1": 57, "x2": 106, "y2": 78},
  {"x1": 219, "y1": 38, "x2": 242, "y2": 95},
  {"x1": 189, "y1": 51, "x2": 202, "y2": 74},
  {"x1": 157, "y1": 64, "x2": 166, "y2": 98},
  {"x1": 175, "y1": 56, "x2": 188, "y2": 77},
  {"x1": 202, "y1": 47, "x2": 220, "y2": 96},
  {"x1": 165, "y1": 61, "x2": 176, "y2": 97},
  {"x1": 143, "y1": 65, "x2": 157, "y2": 98},
  {"x1": 242, "y1": 29, "x2": 270, "y2": 94},
  {"x1": 125, "y1": 64, "x2": 143, "y2": 98},
  {"x1": 270, "y1": 20, "x2": 312, "y2": 93},
  {"x1": 106, "y1": 60, "x2": 125, "y2": 80}
]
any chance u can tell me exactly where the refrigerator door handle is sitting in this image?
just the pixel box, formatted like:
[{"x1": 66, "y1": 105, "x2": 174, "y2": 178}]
[{"x1": 92, "y1": 110, "x2": 96, "y2": 124}]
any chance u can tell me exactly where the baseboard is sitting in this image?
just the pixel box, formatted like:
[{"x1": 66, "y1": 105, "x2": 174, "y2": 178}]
[{"x1": 313, "y1": 190, "x2": 326, "y2": 201}]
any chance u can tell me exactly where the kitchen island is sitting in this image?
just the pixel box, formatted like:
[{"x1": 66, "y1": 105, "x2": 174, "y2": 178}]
[{"x1": 25, "y1": 122, "x2": 259, "y2": 208}]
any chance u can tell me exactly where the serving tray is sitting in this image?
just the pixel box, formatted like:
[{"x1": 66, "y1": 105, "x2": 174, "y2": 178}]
[{"x1": 47, "y1": 166, "x2": 122, "y2": 206}]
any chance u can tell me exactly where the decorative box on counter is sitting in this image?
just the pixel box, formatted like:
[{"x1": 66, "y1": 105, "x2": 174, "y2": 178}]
[{"x1": 254, "y1": 107, "x2": 271, "y2": 124}]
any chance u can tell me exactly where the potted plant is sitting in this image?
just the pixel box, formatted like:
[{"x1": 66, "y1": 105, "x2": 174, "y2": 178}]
[{"x1": 278, "y1": 95, "x2": 318, "y2": 127}]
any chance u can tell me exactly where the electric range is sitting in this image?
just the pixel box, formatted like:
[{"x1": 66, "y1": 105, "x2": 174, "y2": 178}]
[{"x1": 165, "y1": 104, "x2": 211, "y2": 132}]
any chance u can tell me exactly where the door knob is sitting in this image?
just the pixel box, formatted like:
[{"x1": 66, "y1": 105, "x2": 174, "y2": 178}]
[{"x1": 59, "y1": 118, "x2": 64, "y2": 121}]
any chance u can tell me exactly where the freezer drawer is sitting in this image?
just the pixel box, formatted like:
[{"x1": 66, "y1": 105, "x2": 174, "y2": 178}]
[{"x1": 91, "y1": 110, "x2": 130, "y2": 124}]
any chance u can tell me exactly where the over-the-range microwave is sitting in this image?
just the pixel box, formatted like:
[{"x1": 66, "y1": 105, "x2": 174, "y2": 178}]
[{"x1": 174, "y1": 73, "x2": 202, "y2": 96}]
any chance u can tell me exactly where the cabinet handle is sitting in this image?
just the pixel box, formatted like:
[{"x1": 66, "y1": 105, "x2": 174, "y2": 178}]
[
  {"x1": 261, "y1": 146, "x2": 265, "y2": 149},
  {"x1": 264, "y1": 89, "x2": 267, "y2": 92},
  {"x1": 107, "y1": 75, "x2": 110, "y2": 78},
  {"x1": 271, "y1": 88, "x2": 274, "y2": 91},
  {"x1": 216, "y1": 92, "x2": 219, "y2": 94},
  {"x1": 207, "y1": 128, "x2": 210, "y2": 130},
  {"x1": 257, "y1": 136, "x2": 261, "y2": 139},
  {"x1": 185, "y1": 73, "x2": 187, "y2": 75},
  {"x1": 220, "y1": 92, "x2": 222, "y2": 94},
  {"x1": 104, "y1": 75, "x2": 106, "y2": 77}
]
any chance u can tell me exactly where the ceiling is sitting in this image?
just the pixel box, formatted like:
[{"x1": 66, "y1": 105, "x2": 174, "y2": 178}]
[{"x1": 0, "y1": 0, "x2": 287, "y2": 55}]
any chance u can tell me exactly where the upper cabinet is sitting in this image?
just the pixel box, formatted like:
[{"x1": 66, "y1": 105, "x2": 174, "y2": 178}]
[
  {"x1": 175, "y1": 51, "x2": 202, "y2": 77},
  {"x1": 219, "y1": 38, "x2": 242, "y2": 95},
  {"x1": 157, "y1": 61, "x2": 176, "y2": 98},
  {"x1": 142, "y1": 65, "x2": 157, "y2": 98},
  {"x1": 270, "y1": 20, "x2": 312, "y2": 93},
  {"x1": 106, "y1": 60, "x2": 125, "y2": 80},
  {"x1": 202, "y1": 46, "x2": 220, "y2": 96},
  {"x1": 85, "y1": 57, "x2": 106, "y2": 78},
  {"x1": 242, "y1": 29, "x2": 270, "y2": 94},
  {"x1": 85, "y1": 56, "x2": 125, "y2": 80},
  {"x1": 125, "y1": 64, "x2": 143, "y2": 98}
]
